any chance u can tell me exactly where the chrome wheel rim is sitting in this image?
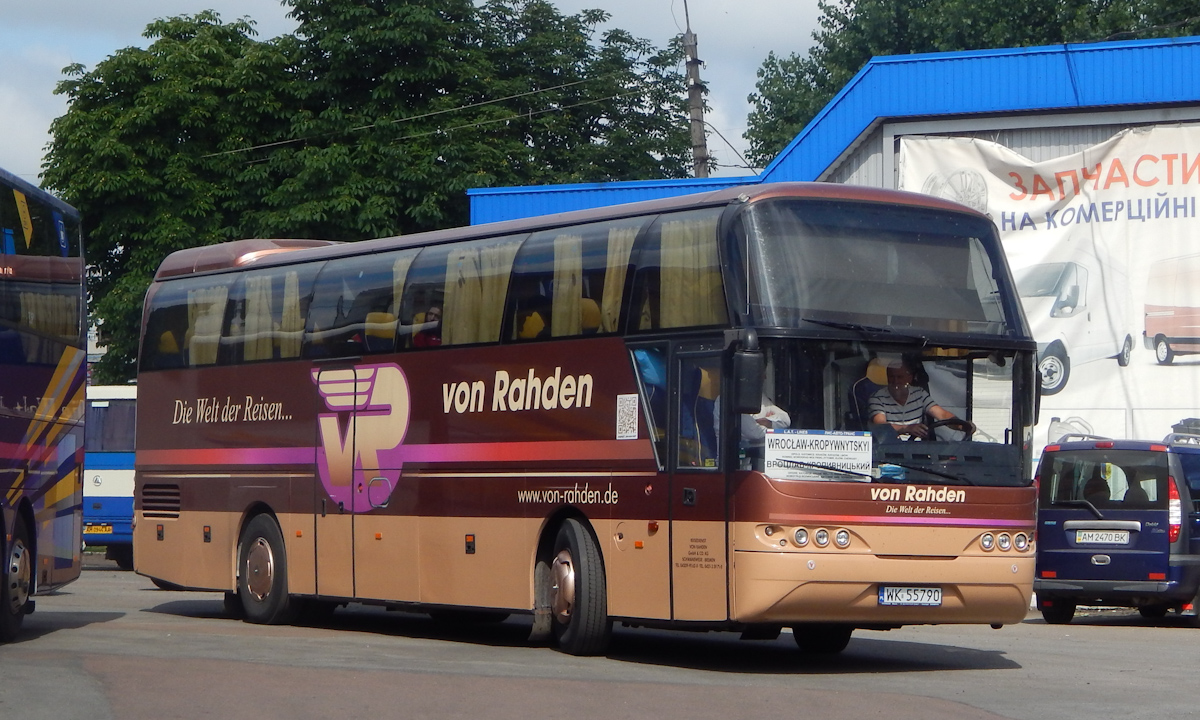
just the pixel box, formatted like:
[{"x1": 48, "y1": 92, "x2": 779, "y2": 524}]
[
  {"x1": 245, "y1": 537, "x2": 274, "y2": 602},
  {"x1": 550, "y1": 548, "x2": 575, "y2": 624},
  {"x1": 5, "y1": 537, "x2": 30, "y2": 614}
]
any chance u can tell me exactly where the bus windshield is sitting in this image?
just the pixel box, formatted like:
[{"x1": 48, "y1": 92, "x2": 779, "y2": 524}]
[
  {"x1": 740, "y1": 199, "x2": 1013, "y2": 336},
  {"x1": 749, "y1": 338, "x2": 1030, "y2": 488}
]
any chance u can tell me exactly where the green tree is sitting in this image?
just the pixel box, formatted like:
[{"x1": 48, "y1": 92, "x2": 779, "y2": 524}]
[
  {"x1": 745, "y1": 0, "x2": 1200, "y2": 168},
  {"x1": 42, "y1": 1, "x2": 692, "y2": 382},
  {"x1": 43, "y1": 13, "x2": 299, "y2": 382}
]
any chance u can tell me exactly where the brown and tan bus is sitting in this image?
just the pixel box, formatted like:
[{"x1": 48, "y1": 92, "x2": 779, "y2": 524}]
[{"x1": 133, "y1": 182, "x2": 1039, "y2": 656}]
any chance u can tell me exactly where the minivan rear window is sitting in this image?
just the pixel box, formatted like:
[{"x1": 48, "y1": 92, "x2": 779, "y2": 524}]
[{"x1": 1040, "y1": 449, "x2": 1167, "y2": 509}]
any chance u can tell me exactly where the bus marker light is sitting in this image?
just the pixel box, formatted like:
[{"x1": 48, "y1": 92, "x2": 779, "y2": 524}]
[
  {"x1": 375, "y1": 533, "x2": 382, "y2": 540},
  {"x1": 156, "y1": 525, "x2": 164, "y2": 541},
  {"x1": 465, "y1": 534, "x2": 476, "y2": 554},
  {"x1": 296, "y1": 530, "x2": 303, "y2": 538},
  {"x1": 203, "y1": 526, "x2": 211, "y2": 543},
  {"x1": 645, "y1": 484, "x2": 653, "y2": 496},
  {"x1": 648, "y1": 521, "x2": 659, "y2": 533},
  {"x1": 634, "y1": 541, "x2": 644, "y2": 549}
]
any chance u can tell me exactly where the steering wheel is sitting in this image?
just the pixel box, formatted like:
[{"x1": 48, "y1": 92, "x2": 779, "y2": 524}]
[{"x1": 928, "y1": 417, "x2": 975, "y2": 440}]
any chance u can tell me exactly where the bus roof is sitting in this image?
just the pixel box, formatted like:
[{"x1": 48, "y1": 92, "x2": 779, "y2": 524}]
[
  {"x1": 0, "y1": 166, "x2": 81, "y2": 221},
  {"x1": 153, "y1": 182, "x2": 989, "y2": 281}
]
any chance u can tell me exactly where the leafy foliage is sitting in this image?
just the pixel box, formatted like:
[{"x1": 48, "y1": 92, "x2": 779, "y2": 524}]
[
  {"x1": 41, "y1": 1, "x2": 693, "y2": 382},
  {"x1": 745, "y1": 0, "x2": 1200, "y2": 168}
]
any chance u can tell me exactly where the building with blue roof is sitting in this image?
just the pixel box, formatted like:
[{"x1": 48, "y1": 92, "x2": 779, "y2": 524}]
[{"x1": 469, "y1": 35, "x2": 1200, "y2": 224}]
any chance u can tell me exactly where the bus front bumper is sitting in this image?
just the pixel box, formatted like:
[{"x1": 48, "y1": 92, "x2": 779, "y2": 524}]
[{"x1": 732, "y1": 550, "x2": 1034, "y2": 626}]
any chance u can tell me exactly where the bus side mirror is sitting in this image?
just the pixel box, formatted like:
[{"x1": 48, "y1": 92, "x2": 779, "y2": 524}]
[{"x1": 732, "y1": 350, "x2": 764, "y2": 414}]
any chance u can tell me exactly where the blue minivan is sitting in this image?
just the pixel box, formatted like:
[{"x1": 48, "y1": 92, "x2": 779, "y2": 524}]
[{"x1": 1034, "y1": 434, "x2": 1200, "y2": 624}]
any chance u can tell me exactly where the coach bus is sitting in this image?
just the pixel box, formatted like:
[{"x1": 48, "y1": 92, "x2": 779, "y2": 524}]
[
  {"x1": 0, "y1": 166, "x2": 85, "y2": 642},
  {"x1": 84, "y1": 384, "x2": 136, "y2": 569},
  {"x1": 133, "y1": 182, "x2": 1038, "y2": 655}
]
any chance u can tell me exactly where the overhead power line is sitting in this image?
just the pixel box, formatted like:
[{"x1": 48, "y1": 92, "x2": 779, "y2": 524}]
[{"x1": 204, "y1": 74, "x2": 625, "y2": 159}]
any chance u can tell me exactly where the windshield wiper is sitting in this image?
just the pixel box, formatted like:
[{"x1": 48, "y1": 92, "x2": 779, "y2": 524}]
[
  {"x1": 1056, "y1": 499, "x2": 1106, "y2": 520},
  {"x1": 802, "y1": 318, "x2": 928, "y2": 346},
  {"x1": 877, "y1": 460, "x2": 976, "y2": 485},
  {"x1": 771, "y1": 457, "x2": 874, "y2": 481}
]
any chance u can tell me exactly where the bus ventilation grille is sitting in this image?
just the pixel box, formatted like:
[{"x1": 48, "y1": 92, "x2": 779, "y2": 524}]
[{"x1": 142, "y1": 484, "x2": 181, "y2": 518}]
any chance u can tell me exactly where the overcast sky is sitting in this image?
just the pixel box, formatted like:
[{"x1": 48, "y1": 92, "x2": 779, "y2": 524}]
[{"x1": 0, "y1": 0, "x2": 821, "y2": 187}]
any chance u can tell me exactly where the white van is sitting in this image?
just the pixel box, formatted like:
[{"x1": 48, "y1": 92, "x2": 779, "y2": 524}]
[{"x1": 1015, "y1": 258, "x2": 1132, "y2": 395}]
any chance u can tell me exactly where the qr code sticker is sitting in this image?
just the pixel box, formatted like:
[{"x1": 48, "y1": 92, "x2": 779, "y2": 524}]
[{"x1": 616, "y1": 394, "x2": 639, "y2": 440}]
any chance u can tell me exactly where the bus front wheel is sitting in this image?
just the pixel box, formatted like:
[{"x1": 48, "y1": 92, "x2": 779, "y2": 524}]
[
  {"x1": 0, "y1": 516, "x2": 31, "y2": 643},
  {"x1": 237, "y1": 514, "x2": 296, "y2": 625},
  {"x1": 792, "y1": 623, "x2": 853, "y2": 654},
  {"x1": 548, "y1": 518, "x2": 611, "y2": 656}
]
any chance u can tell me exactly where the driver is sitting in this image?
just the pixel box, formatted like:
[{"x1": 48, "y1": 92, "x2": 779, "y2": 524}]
[{"x1": 867, "y1": 358, "x2": 974, "y2": 440}]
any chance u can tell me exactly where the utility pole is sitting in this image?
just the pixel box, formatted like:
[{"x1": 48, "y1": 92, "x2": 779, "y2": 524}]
[{"x1": 682, "y1": 0, "x2": 709, "y2": 178}]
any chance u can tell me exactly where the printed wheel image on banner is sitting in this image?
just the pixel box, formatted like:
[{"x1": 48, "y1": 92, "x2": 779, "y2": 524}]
[{"x1": 900, "y1": 127, "x2": 1200, "y2": 453}]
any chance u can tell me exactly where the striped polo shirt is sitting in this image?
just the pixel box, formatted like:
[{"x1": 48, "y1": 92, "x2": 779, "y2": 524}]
[{"x1": 867, "y1": 386, "x2": 935, "y2": 425}]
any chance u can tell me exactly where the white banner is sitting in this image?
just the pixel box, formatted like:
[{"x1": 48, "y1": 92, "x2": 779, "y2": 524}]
[
  {"x1": 764, "y1": 429, "x2": 873, "y2": 481},
  {"x1": 900, "y1": 127, "x2": 1200, "y2": 452}
]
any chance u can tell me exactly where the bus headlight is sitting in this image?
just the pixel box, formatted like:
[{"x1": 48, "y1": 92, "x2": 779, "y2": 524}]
[
  {"x1": 834, "y1": 529, "x2": 851, "y2": 548},
  {"x1": 794, "y1": 528, "x2": 808, "y2": 546},
  {"x1": 814, "y1": 528, "x2": 829, "y2": 547},
  {"x1": 981, "y1": 533, "x2": 995, "y2": 551},
  {"x1": 998, "y1": 533, "x2": 1012, "y2": 551},
  {"x1": 1014, "y1": 533, "x2": 1029, "y2": 551}
]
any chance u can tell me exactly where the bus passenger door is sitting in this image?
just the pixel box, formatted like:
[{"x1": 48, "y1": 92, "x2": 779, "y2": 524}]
[
  {"x1": 313, "y1": 364, "x2": 357, "y2": 598},
  {"x1": 670, "y1": 351, "x2": 729, "y2": 621}
]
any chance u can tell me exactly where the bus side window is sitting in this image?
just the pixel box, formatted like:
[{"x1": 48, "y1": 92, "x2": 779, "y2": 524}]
[
  {"x1": 506, "y1": 219, "x2": 642, "y2": 342},
  {"x1": 678, "y1": 356, "x2": 722, "y2": 468},
  {"x1": 226, "y1": 265, "x2": 320, "y2": 363},
  {"x1": 631, "y1": 345, "x2": 668, "y2": 466},
  {"x1": 628, "y1": 208, "x2": 727, "y2": 334},
  {"x1": 304, "y1": 254, "x2": 408, "y2": 358},
  {"x1": 403, "y1": 235, "x2": 523, "y2": 348}
]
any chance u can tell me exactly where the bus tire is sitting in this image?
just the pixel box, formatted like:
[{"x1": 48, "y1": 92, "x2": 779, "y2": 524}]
[
  {"x1": 1040, "y1": 599, "x2": 1075, "y2": 624},
  {"x1": 1155, "y1": 335, "x2": 1174, "y2": 365},
  {"x1": 549, "y1": 518, "x2": 611, "y2": 656},
  {"x1": 106, "y1": 544, "x2": 134, "y2": 571},
  {"x1": 792, "y1": 623, "x2": 852, "y2": 654},
  {"x1": 1038, "y1": 345, "x2": 1069, "y2": 395},
  {"x1": 0, "y1": 516, "x2": 32, "y2": 643},
  {"x1": 237, "y1": 514, "x2": 296, "y2": 625}
]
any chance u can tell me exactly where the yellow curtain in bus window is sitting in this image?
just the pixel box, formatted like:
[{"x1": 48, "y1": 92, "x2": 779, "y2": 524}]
[
  {"x1": 14, "y1": 190, "x2": 33, "y2": 248},
  {"x1": 660, "y1": 216, "x2": 725, "y2": 328},
  {"x1": 551, "y1": 234, "x2": 583, "y2": 337}
]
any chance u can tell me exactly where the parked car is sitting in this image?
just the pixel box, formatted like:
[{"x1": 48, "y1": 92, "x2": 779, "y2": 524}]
[{"x1": 1034, "y1": 433, "x2": 1200, "y2": 624}]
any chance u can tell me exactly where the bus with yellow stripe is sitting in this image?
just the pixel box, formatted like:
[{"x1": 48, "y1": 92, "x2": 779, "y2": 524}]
[{"x1": 0, "y1": 166, "x2": 85, "y2": 641}]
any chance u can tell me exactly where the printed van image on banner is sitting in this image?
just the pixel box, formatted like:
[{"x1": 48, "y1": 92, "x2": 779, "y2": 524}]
[{"x1": 899, "y1": 127, "x2": 1200, "y2": 454}]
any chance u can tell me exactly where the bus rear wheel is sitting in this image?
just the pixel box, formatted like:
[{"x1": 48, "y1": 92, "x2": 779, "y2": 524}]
[
  {"x1": 0, "y1": 516, "x2": 31, "y2": 643},
  {"x1": 237, "y1": 514, "x2": 296, "y2": 625},
  {"x1": 792, "y1": 623, "x2": 853, "y2": 654},
  {"x1": 548, "y1": 518, "x2": 610, "y2": 656}
]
